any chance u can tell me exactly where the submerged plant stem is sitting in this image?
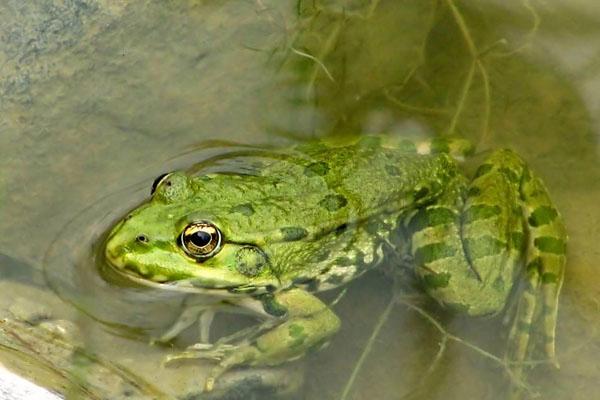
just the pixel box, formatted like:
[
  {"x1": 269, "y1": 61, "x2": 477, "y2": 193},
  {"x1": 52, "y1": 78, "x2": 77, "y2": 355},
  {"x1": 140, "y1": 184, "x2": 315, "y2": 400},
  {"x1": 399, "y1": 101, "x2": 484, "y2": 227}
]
[
  {"x1": 476, "y1": 60, "x2": 491, "y2": 147},
  {"x1": 445, "y1": 0, "x2": 477, "y2": 57},
  {"x1": 446, "y1": 60, "x2": 476, "y2": 136},
  {"x1": 341, "y1": 292, "x2": 534, "y2": 399},
  {"x1": 340, "y1": 294, "x2": 396, "y2": 400},
  {"x1": 444, "y1": 0, "x2": 493, "y2": 144},
  {"x1": 291, "y1": 47, "x2": 335, "y2": 84}
]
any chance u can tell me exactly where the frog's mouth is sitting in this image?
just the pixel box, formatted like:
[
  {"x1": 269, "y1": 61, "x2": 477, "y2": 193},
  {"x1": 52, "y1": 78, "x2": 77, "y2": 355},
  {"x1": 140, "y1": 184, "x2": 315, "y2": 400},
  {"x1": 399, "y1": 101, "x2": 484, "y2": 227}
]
[
  {"x1": 103, "y1": 245, "x2": 280, "y2": 297},
  {"x1": 108, "y1": 267, "x2": 278, "y2": 296}
]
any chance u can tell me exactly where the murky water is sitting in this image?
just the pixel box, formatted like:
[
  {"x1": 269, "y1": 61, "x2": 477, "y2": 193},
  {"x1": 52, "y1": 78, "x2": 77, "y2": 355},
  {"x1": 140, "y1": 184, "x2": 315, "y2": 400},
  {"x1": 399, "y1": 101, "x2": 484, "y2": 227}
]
[{"x1": 1, "y1": 1, "x2": 599, "y2": 399}]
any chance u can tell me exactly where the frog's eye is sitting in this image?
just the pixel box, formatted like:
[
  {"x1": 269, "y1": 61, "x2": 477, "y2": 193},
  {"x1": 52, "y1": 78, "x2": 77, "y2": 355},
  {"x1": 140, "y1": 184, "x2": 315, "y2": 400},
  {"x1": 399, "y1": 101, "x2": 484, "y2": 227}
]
[
  {"x1": 179, "y1": 222, "x2": 222, "y2": 260},
  {"x1": 151, "y1": 173, "x2": 171, "y2": 195}
]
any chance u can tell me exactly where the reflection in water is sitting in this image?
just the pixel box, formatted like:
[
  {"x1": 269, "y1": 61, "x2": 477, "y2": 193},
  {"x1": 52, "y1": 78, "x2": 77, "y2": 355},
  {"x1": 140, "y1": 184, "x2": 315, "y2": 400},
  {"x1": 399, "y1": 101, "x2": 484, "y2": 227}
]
[{"x1": 0, "y1": 0, "x2": 598, "y2": 399}]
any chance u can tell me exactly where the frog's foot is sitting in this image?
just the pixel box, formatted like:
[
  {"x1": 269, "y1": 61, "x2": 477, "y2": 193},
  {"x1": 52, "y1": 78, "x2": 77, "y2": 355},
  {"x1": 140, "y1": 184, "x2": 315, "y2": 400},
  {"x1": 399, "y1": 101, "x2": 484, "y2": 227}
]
[
  {"x1": 162, "y1": 321, "x2": 271, "y2": 366},
  {"x1": 203, "y1": 345, "x2": 264, "y2": 392},
  {"x1": 164, "y1": 343, "x2": 240, "y2": 364}
]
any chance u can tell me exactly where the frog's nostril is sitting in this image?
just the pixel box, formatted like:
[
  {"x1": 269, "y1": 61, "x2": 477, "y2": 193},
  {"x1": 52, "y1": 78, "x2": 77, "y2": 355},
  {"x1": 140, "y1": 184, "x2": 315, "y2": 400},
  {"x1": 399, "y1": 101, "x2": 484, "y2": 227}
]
[{"x1": 136, "y1": 234, "x2": 149, "y2": 243}]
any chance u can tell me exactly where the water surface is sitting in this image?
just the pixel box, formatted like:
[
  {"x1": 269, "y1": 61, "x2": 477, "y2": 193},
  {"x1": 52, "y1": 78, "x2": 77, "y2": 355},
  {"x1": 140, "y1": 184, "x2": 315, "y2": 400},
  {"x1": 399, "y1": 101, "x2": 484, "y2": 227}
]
[{"x1": 0, "y1": 1, "x2": 599, "y2": 399}]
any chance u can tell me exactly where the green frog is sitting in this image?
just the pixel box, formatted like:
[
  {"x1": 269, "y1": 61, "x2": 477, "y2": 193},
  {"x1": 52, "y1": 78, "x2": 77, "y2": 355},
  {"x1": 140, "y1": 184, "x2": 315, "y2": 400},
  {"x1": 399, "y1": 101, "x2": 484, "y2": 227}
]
[{"x1": 103, "y1": 136, "x2": 566, "y2": 391}]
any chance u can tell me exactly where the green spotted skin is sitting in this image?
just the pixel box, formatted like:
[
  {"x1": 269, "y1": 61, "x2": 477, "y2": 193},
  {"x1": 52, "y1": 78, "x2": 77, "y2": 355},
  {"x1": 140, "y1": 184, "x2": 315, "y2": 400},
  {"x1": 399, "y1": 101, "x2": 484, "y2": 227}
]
[{"x1": 103, "y1": 135, "x2": 566, "y2": 390}]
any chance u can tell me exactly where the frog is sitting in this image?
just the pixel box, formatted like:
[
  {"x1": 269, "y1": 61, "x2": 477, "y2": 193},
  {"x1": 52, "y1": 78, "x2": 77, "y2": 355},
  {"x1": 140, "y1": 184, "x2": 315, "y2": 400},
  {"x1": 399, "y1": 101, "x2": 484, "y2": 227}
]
[{"x1": 103, "y1": 135, "x2": 567, "y2": 392}]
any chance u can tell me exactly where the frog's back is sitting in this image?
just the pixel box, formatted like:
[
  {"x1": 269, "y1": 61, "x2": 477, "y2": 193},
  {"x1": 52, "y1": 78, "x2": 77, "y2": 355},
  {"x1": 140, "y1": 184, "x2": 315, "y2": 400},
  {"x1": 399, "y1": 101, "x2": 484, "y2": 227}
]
[{"x1": 287, "y1": 137, "x2": 460, "y2": 219}]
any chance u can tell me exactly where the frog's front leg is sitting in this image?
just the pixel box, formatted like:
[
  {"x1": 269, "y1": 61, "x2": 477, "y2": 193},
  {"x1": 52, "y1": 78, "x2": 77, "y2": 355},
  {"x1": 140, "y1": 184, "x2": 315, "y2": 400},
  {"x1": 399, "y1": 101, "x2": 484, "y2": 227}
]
[
  {"x1": 173, "y1": 288, "x2": 340, "y2": 392},
  {"x1": 409, "y1": 149, "x2": 566, "y2": 377}
]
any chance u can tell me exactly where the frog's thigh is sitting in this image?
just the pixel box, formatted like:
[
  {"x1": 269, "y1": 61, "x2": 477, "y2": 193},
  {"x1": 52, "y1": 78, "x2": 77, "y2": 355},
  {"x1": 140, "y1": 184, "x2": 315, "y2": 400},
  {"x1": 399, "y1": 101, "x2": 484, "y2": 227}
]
[{"x1": 410, "y1": 149, "x2": 528, "y2": 316}]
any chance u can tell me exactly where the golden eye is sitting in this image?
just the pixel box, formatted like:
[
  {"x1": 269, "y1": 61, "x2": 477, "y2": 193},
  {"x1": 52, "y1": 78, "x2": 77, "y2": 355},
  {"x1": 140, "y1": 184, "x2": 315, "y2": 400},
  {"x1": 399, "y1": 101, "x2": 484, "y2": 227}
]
[{"x1": 179, "y1": 222, "x2": 222, "y2": 259}]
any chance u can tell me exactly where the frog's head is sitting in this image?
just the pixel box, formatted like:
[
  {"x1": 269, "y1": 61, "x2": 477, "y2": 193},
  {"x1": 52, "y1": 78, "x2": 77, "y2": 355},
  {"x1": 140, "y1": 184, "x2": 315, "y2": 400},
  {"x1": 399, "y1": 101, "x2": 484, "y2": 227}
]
[{"x1": 103, "y1": 171, "x2": 280, "y2": 295}]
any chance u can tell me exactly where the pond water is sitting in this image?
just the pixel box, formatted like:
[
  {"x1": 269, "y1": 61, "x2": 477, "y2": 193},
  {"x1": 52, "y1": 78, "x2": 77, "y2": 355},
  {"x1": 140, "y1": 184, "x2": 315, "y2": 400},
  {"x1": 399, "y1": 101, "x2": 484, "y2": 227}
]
[{"x1": 0, "y1": 1, "x2": 599, "y2": 399}]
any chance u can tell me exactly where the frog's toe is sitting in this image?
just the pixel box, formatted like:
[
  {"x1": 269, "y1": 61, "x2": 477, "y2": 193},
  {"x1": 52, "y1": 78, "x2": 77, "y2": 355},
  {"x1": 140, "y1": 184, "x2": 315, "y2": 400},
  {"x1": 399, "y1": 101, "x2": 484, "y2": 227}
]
[
  {"x1": 188, "y1": 343, "x2": 238, "y2": 360},
  {"x1": 203, "y1": 344, "x2": 264, "y2": 392},
  {"x1": 163, "y1": 343, "x2": 239, "y2": 366}
]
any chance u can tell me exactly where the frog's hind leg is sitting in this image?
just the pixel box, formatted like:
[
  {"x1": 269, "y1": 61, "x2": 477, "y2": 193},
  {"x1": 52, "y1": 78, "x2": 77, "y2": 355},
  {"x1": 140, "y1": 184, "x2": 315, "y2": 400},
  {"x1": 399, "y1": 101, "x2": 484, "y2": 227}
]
[{"x1": 408, "y1": 149, "x2": 566, "y2": 384}]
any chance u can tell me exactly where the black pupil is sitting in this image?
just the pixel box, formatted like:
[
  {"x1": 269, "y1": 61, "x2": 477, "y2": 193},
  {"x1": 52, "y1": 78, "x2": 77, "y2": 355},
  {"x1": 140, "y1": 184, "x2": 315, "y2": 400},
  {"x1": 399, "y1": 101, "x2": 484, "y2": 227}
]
[{"x1": 190, "y1": 230, "x2": 212, "y2": 248}]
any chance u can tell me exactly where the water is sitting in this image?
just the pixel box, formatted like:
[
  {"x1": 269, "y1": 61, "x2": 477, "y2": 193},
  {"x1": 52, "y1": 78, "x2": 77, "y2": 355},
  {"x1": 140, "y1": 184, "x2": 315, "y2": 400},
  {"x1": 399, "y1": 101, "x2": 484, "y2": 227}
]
[{"x1": 0, "y1": 0, "x2": 599, "y2": 399}]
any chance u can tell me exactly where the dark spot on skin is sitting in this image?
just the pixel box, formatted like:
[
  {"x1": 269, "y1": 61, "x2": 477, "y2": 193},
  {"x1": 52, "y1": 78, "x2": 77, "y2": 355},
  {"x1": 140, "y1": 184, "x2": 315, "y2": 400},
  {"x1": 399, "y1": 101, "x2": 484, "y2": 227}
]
[
  {"x1": 319, "y1": 194, "x2": 348, "y2": 212},
  {"x1": 429, "y1": 180, "x2": 442, "y2": 195},
  {"x1": 265, "y1": 285, "x2": 277, "y2": 292},
  {"x1": 467, "y1": 186, "x2": 481, "y2": 197},
  {"x1": 124, "y1": 214, "x2": 133, "y2": 221},
  {"x1": 289, "y1": 324, "x2": 308, "y2": 349},
  {"x1": 304, "y1": 161, "x2": 330, "y2": 177},
  {"x1": 231, "y1": 203, "x2": 255, "y2": 216},
  {"x1": 528, "y1": 206, "x2": 558, "y2": 227},
  {"x1": 314, "y1": 250, "x2": 330, "y2": 262},
  {"x1": 413, "y1": 186, "x2": 430, "y2": 201},
  {"x1": 542, "y1": 273, "x2": 559, "y2": 284},
  {"x1": 414, "y1": 243, "x2": 457, "y2": 265},
  {"x1": 280, "y1": 226, "x2": 309, "y2": 241},
  {"x1": 534, "y1": 236, "x2": 566, "y2": 255},
  {"x1": 258, "y1": 293, "x2": 287, "y2": 318},
  {"x1": 526, "y1": 257, "x2": 542, "y2": 276},
  {"x1": 335, "y1": 224, "x2": 348, "y2": 235},
  {"x1": 430, "y1": 137, "x2": 450, "y2": 154},
  {"x1": 408, "y1": 207, "x2": 456, "y2": 233},
  {"x1": 499, "y1": 167, "x2": 520, "y2": 183},
  {"x1": 474, "y1": 164, "x2": 494, "y2": 178},
  {"x1": 385, "y1": 165, "x2": 401, "y2": 176},
  {"x1": 423, "y1": 272, "x2": 451, "y2": 288}
]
